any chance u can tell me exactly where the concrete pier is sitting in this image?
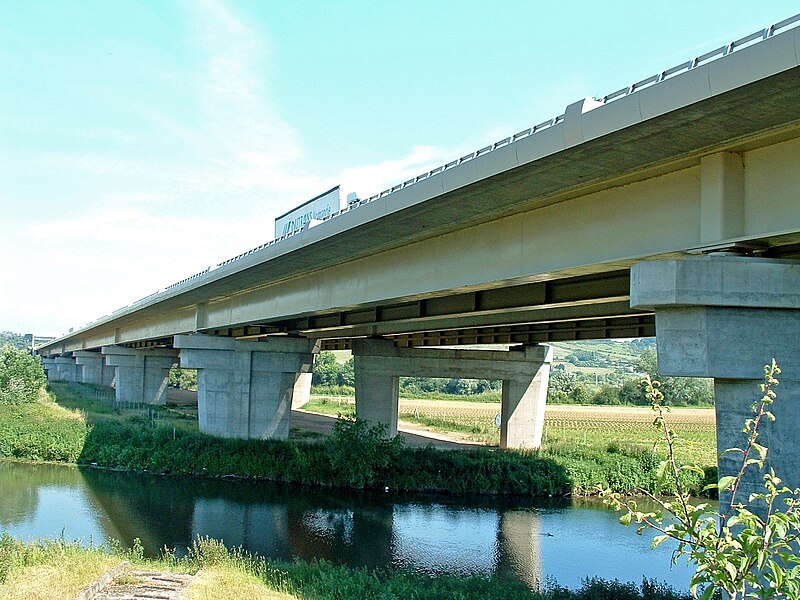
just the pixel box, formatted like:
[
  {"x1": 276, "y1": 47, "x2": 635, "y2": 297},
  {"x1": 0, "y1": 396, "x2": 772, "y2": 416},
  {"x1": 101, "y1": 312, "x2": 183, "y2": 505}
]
[
  {"x1": 41, "y1": 357, "x2": 59, "y2": 382},
  {"x1": 101, "y1": 346, "x2": 179, "y2": 405},
  {"x1": 291, "y1": 372, "x2": 313, "y2": 409},
  {"x1": 631, "y1": 256, "x2": 800, "y2": 503},
  {"x1": 74, "y1": 350, "x2": 115, "y2": 386},
  {"x1": 174, "y1": 335, "x2": 318, "y2": 440},
  {"x1": 55, "y1": 356, "x2": 78, "y2": 382},
  {"x1": 352, "y1": 338, "x2": 552, "y2": 449}
]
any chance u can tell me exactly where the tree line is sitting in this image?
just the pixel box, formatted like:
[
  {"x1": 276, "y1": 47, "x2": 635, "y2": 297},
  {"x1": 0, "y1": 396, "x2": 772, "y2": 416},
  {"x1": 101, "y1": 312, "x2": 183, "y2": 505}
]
[{"x1": 310, "y1": 348, "x2": 713, "y2": 406}]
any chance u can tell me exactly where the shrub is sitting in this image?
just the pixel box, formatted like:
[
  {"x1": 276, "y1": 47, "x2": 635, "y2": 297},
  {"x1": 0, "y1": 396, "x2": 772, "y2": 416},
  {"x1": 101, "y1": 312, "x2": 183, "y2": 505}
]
[{"x1": 325, "y1": 418, "x2": 404, "y2": 488}]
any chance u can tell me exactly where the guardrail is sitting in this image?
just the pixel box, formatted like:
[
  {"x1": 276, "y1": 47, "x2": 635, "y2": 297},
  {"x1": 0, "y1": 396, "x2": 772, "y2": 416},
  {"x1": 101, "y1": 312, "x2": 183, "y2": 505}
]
[
  {"x1": 63, "y1": 12, "x2": 800, "y2": 334},
  {"x1": 197, "y1": 12, "x2": 800, "y2": 278}
]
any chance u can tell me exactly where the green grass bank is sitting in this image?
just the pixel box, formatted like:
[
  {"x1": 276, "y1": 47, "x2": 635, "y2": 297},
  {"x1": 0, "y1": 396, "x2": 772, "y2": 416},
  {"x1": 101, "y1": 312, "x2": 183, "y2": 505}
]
[
  {"x1": 0, "y1": 384, "x2": 716, "y2": 497},
  {"x1": 0, "y1": 535, "x2": 691, "y2": 600}
]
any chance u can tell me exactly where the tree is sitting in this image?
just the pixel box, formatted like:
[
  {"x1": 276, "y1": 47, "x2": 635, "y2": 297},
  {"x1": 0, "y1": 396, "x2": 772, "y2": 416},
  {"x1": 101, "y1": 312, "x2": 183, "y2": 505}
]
[
  {"x1": 338, "y1": 357, "x2": 354, "y2": 387},
  {"x1": 312, "y1": 352, "x2": 339, "y2": 386},
  {"x1": 0, "y1": 332, "x2": 27, "y2": 351},
  {"x1": 547, "y1": 368, "x2": 579, "y2": 403},
  {"x1": 617, "y1": 379, "x2": 649, "y2": 405},
  {"x1": 637, "y1": 348, "x2": 713, "y2": 406},
  {"x1": 592, "y1": 385, "x2": 621, "y2": 405},
  {"x1": 168, "y1": 368, "x2": 197, "y2": 391},
  {"x1": 0, "y1": 345, "x2": 46, "y2": 404},
  {"x1": 604, "y1": 362, "x2": 800, "y2": 599}
]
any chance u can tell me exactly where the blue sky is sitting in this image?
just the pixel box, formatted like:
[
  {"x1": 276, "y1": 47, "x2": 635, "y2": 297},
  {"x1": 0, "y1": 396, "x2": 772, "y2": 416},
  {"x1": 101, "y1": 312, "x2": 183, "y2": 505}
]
[{"x1": 1, "y1": 1, "x2": 798, "y2": 335}]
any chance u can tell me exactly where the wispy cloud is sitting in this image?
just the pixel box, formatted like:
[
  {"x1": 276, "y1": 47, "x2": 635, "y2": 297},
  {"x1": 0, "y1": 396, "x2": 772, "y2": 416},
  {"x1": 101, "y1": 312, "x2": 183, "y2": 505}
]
[{"x1": 338, "y1": 145, "x2": 462, "y2": 199}]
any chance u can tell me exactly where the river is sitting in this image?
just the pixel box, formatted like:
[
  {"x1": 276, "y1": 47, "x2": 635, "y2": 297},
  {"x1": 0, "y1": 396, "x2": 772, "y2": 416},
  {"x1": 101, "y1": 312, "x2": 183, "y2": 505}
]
[{"x1": 0, "y1": 460, "x2": 694, "y2": 591}]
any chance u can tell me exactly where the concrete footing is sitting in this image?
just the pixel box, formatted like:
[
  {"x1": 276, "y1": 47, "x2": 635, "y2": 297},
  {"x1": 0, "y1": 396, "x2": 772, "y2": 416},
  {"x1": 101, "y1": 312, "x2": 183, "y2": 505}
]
[
  {"x1": 101, "y1": 346, "x2": 179, "y2": 405},
  {"x1": 74, "y1": 350, "x2": 115, "y2": 386},
  {"x1": 631, "y1": 255, "x2": 800, "y2": 505},
  {"x1": 174, "y1": 335, "x2": 318, "y2": 440},
  {"x1": 352, "y1": 338, "x2": 552, "y2": 449}
]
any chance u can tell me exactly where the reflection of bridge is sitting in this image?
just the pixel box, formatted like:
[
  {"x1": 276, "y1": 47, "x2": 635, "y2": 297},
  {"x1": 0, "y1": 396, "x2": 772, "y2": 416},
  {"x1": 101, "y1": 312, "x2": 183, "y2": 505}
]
[
  {"x1": 37, "y1": 17, "x2": 800, "y2": 491},
  {"x1": 79, "y1": 467, "x2": 543, "y2": 585}
]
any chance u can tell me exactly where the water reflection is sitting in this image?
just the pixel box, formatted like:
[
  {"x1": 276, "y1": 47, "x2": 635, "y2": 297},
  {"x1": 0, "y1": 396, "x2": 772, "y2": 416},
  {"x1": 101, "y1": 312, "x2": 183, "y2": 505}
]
[{"x1": 0, "y1": 461, "x2": 693, "y2": 590}]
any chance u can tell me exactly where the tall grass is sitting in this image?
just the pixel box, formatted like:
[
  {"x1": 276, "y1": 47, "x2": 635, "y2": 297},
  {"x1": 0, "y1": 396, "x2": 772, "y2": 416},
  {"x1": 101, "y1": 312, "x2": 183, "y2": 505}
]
[
  {"x1": 0, "y1": 401, "x2": 87, "y2": 462},
  {"x1": 0, "y1": 533, "x2": 119, "y2": 600},
  {"x1": 0, "y1": 535, "x2": 692, "y2": 600}
]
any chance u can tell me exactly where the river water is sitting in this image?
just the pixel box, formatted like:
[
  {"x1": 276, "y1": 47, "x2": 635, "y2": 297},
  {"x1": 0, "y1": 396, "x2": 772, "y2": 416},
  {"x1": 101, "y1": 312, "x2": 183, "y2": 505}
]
[{"x1": 0, "y1": 461, "x2": 694, "y2": 590}]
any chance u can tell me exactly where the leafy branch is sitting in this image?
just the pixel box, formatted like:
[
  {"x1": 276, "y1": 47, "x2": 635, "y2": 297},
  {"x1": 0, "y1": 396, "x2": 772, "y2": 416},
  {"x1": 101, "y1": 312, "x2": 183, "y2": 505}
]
[{"x1": 602, "y1": 360, "x2": 800, "y2": 599}]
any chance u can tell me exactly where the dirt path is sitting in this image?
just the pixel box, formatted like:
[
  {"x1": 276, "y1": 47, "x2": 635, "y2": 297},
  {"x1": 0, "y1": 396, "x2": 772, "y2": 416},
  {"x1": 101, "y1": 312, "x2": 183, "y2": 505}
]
[{"x1": 292, "y1": 409, "x2": 482, "y2": 449}]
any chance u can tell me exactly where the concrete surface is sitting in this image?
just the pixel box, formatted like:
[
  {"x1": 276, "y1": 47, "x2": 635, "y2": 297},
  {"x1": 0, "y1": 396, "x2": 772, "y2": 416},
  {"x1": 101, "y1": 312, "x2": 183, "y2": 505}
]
[
  {"x1": 175, "y1": 334, "x2": 316, "y2": 440},
  {"x1": 632, "y1": 255, "x2": 800, "y2": 508},
  {"x1": 352, "y1": 339, "x2": 552, "y2": 449}
]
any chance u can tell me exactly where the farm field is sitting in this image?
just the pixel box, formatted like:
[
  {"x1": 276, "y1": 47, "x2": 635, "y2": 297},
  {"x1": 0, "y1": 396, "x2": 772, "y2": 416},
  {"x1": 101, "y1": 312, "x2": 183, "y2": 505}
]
[{"x1": 304, "y1": 396, "x2": 717, "y2": 466}]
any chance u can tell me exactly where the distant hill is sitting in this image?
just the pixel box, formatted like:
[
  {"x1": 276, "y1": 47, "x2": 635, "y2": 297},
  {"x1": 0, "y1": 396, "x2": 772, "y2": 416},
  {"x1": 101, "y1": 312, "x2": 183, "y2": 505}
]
[
  {"x1": 0, "y1": 331, "x2": 30, "y2": 350},
  {"x1": 549, "y1": 338, "x2": 655, "y2": 375}
]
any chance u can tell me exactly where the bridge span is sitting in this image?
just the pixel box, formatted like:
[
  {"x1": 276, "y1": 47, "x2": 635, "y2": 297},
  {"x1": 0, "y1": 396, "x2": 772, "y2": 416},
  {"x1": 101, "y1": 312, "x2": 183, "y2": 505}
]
[{"x1": 37, "y1": 15, "x2": 800, "y2": 494}]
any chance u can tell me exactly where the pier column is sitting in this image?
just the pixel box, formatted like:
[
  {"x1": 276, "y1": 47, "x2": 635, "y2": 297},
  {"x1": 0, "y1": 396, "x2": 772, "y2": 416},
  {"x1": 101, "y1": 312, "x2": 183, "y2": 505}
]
[
  {"x1": 74, "y1": 350, "x2": 115, "y2": 386},
  {"x1": 352, "y1": 339, "x2": 552, "y2": 448},
  {"x1": 101, "y1": 346, "x2": 179, "y2": 404},
  {"x1": 291, "y1": 372, "x2": 313, "y2": 409},
  {"x1": 174, "y1": 334, "x2": 318, "y2": 440},
  {"x1": 41, "y1": 357, "x2": 59, "y2": 382},
  {"x1": 55, "y1": 356, "x2": 78, "y2": 382},
  {"x1": 631, "y1": 256, "x2": 800, "y2": 503}
]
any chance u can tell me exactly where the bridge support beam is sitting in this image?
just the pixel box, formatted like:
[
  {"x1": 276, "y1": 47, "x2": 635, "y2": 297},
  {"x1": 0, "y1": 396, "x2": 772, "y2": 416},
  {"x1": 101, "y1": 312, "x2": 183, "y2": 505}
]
[
  {"x1": 352, "y1": 338, "x2": 552, "y2": 449},
  {"x1": 174, "y1": 335, "x2": 318, "y2": 440},
  {"x1": 55, "y1": 356, "x2": 78, "y2": 382},
  {"x1": 101, "y1": 346, "x2": 179, "y2": 405},
  {"x1": 632, "y1": 256, "x2": 800, "y2": 504},
  {"x1": 74, "y1": 350, "x2": 115, "y2": 386},
  {"x1": 41, "y1": 357, "x2": 59, "y2": 382}
]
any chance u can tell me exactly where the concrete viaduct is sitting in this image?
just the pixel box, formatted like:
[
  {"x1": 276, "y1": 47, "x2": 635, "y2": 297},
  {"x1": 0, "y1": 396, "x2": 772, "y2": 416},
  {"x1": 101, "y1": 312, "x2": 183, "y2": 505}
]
[{"x1": 38, "y1": 15, "x2": 800, "y2": 494}]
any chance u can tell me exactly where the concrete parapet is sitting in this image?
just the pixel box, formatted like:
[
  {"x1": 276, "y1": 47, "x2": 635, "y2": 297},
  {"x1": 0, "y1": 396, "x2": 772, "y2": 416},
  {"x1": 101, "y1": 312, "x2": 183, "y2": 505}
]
[
  {"x1": 102, "y1": 346, "x2": 179, "y2": 405},
  {"x1": 631, "y1": 256, "x2": 800, "y2": 506},
  {"x1": 352, "y1": 338, "x2": 552, "y2": 449},
  {"x1": 174, "y1": 334, "x2": 318, "y2": 440}
]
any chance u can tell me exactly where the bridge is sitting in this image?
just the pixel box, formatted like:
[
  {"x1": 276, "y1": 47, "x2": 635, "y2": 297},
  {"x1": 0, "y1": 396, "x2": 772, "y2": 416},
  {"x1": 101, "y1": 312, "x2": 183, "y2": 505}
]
[{"x1": 38, "y1": 15, "x2": 800, "y2": 493}]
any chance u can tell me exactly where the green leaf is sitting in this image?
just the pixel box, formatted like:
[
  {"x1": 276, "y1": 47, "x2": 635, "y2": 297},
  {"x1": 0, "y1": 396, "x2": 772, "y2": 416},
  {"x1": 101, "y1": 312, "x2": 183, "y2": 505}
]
[
  {"x1": 651, "y1": 534, "x2": 669, "y2": 549},
  {"x1": 619, "y1": 513, "x2": 632, "y2": 526},
  {"x1": 718, "y1": 476, "x2": 737, "y2": 491}
]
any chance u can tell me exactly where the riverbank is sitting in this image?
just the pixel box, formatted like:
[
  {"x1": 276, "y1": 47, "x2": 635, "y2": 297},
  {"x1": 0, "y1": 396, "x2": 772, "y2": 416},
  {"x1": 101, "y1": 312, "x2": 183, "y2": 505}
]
[
  {"x1": 0, "y1": 386, "x2": 715, "y2": 497},
  {"x1": 0, "y1": 535, "x2": 691, "y2": 600}
]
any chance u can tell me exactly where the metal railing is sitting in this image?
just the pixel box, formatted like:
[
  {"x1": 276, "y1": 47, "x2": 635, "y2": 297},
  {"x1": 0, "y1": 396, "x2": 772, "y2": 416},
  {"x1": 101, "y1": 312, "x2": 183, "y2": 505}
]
[{"x1": 67, "y1": 382, "x2": 168, "y2": 426}]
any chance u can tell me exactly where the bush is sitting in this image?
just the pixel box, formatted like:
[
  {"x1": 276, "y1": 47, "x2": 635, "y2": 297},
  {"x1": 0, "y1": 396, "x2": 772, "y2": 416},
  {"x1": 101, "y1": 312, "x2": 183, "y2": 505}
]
[
  {"x1": 325, "y1": 418, "x2": 404, "y2": 488},
  {"x1": 0, "y1": 346, "x2": 46, "y2": 404}
]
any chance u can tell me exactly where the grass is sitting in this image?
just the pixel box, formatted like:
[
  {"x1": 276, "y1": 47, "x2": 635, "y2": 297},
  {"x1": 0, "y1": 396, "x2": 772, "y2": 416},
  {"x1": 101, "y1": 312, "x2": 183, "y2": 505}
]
[
  {"x1": 0, "y1": 398, "x2": 87, "y2": 462},
  {"x1": 0, "y1": 534, "x2": 120, "y2": 600},
  {"x1": 305, "y1": 396, "x2": 717, "y2": 467},
  {"x1": 186, "y1": 566, "x2": 297, "y2": 600},
  {"x1": 0, "y1": 384, "x2": 715, "y2": 497},
  {"x1": 49, "y1": 382, "x2": 198, "y2": 432},
  {"x1": 0, "y1": 535, "x2": 693, "y2": 600}
]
